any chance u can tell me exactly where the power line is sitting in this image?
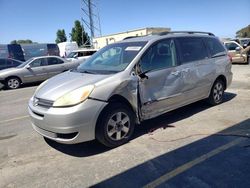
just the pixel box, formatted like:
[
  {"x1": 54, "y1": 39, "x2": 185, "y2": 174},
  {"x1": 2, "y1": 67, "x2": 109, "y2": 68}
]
[{"x1": 81, "y1": 0, "x2": 102, "y2": 47}]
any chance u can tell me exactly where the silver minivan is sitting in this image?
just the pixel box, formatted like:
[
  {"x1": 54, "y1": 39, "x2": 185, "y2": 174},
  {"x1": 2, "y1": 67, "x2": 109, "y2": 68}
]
[{"x1": 28, "y1": 31, "x2": 233, "y2": 147}]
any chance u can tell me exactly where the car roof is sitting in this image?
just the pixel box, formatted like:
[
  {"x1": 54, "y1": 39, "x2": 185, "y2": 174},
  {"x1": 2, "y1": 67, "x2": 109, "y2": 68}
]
[
  {"x1": 71, "y1": 49, "x2": 98, "y2": 52},
  {"x1": 32, "y1": 56, "x2": 63, "y2": 59},
  {"x1": 119, "y1": 31, "x2": 216, "y2": 44}
]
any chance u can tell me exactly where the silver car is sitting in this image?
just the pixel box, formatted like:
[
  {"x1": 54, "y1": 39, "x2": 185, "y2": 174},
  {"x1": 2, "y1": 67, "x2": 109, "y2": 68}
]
[
  {"x1": 0, "y1": 56, "x2": 79, "y2": 89},
  {"x1": 28, "y1": 31, "x2": 233, "y2": 147}
]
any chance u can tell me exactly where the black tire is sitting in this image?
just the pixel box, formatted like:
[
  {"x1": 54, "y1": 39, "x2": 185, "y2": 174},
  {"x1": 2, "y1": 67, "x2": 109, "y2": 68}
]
[
  {"x1": 207, "y1": 79, "x2": 225, "y2": 105},
  {"x1": 5, "y1": 77, "x2": 21, "y2": 89},
  {"x1": 96, "y1": 103, "x2": 135, "y2": 148}
]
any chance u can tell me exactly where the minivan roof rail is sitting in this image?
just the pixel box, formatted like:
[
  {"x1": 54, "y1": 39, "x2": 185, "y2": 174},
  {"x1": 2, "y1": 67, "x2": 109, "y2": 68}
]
[{"x1": 157, "y1": 31, "x2": 215, "y2": 36}]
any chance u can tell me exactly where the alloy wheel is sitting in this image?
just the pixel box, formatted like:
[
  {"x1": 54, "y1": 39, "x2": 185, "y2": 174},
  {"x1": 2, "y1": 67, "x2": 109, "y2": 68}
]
[
  {"x1": 7, "y1": 78, "x2": 20, "y2": 89},
  {"x1": 106, "y1": 112, "x2": 130, "y2": 141},
  {"x1": 213, "y1": 82, "x2": 223, "y2": 103}
]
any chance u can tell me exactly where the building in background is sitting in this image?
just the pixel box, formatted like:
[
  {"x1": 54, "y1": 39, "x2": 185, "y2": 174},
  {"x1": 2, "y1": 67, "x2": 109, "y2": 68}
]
[{"x1": 93, "y1": 27, "x2": 171, "y2": 49}]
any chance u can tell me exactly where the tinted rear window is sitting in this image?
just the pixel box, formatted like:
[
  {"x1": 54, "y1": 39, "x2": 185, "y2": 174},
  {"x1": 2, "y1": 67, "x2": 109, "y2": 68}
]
[
  {"x1": 176, "y1": 37, "x2": 208, "y2": 63},
  {"x1": 8, "y1": 44, "x2": 25, "y2": 61},
  {"x1": 204, "y1": 37, "x2": 226, "y2": 57}
]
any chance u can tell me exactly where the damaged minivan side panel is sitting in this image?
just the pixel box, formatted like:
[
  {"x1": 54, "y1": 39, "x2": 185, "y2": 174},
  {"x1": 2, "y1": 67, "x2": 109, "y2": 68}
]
[{"x1": 137, "y1": 38, "x2": 185, "y2": 120}]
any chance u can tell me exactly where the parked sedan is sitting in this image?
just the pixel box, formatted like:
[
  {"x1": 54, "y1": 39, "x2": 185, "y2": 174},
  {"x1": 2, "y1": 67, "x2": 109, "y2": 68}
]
[
  {"x1": 0, "y1": 58, "x2": 23, "y2": 70},
  {"x1": 224, "y1": 41, "x2": 249, "y2": 64},
  {"x1": 0, "y1": 56, "x2": 79, "y2": 89}
]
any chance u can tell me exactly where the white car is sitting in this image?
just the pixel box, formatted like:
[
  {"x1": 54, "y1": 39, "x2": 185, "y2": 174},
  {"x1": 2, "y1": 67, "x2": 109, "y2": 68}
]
[
  {"x1": 66, "y1": 49, "x2": 97, "y2": 62},
  {"x1": 57, "y1": 42, "x2": 78, "y2": 57}
]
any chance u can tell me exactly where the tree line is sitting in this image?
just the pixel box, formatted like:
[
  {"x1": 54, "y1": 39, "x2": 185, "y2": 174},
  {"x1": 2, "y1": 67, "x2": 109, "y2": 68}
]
[
  {"x1": 236, "y1": 25, "x2": 250, "y2": 38},
  {"x1": 10, "y1": 20, "x2": 90, "y2": 47},
  {"x1": 55, "y1": 20, "x2": 90, "y2": 47}
]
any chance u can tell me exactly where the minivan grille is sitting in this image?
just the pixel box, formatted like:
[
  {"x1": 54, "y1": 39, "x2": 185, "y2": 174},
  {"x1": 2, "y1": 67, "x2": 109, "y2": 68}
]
[{"x1": 34, "y1": 97, "x2": 54, "y2": 108}]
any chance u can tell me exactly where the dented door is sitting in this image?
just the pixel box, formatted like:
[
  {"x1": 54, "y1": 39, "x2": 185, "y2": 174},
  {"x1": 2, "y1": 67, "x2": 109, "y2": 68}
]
[
  {"x1": 139, "y1": 67, "x2": 184, "y2": 120},
  {"x1": 138, "y1": 39, "x2": 184, "y2": 120}
]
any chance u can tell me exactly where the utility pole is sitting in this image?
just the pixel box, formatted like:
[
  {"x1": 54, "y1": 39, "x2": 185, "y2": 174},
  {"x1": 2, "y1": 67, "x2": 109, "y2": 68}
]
[{"x1": 81, "y1": 0, "x2": 102, "y2": 47}]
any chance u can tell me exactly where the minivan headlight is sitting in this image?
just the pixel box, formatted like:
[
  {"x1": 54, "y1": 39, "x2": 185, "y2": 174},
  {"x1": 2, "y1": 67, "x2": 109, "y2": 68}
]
[{"x1": 53, "y1": 85, "x2": 94, "y2": 107}]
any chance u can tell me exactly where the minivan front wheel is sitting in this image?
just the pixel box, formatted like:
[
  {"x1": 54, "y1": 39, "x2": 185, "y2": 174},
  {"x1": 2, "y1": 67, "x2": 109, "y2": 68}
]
[
  {"x1": 96, "y1": 103, "x2": 135, "y2": 148},
  {"x1": 208, "y1": 79, "x2": 225, "y2": 105}
]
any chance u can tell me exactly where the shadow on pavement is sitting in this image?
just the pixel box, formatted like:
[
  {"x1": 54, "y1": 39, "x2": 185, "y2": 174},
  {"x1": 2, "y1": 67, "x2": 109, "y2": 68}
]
[
  {"x1": 92, "y1": 118, "x2": 250, "y2": 188},
  {"x1": 45, "y1": 92, "x2": 237, "y2": 157}
]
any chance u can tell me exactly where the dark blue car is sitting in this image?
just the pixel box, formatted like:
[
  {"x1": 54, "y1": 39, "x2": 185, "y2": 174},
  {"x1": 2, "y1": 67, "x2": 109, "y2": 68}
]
[{"x1": 0, "y1": 58, "x2": 22, "y2": 70}]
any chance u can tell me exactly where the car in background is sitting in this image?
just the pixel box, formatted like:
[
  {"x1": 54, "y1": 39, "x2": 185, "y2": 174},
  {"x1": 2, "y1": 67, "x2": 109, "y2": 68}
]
[
  {"x1": 28, "y1": 31, "x2": 232, "y2": 147},
  {"x1": 66, "y1": 48, "x2": 97, "y2": 62},
  {"x1": 21, "y1": 43, "x2": 60, "y2": 61},
  {"x1": 0, "y1": 44, "x2": 25, "y2": 61},
  {"x1": 0, "y1": 56, "x2": 79, "y2": 89},
  {"x1": 0, "y1": 58, "x2": 23, "y2": 70},
  {"x1": 57, "y1": 42, "x2": 78, "y2": 57},
  {"x1": 231, "y1": 38, "x2": 250, "y2": 48},
  {"x1": 224, "y1": 41, "x2": 249, "y2": 64}
]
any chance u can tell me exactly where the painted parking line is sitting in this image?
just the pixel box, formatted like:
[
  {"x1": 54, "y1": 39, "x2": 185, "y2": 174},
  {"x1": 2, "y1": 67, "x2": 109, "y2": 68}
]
[
  {"x1": 144, "y1": 138, "x2": 244, "y2": 188},
  {"x1": 0, "y1": 115, "x2": 29, "y2": 124}
]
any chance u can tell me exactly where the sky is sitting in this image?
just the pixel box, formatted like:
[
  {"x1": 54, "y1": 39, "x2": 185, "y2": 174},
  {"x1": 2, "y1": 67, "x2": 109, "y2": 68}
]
[{"x1": 0, "y1": 0, "x2": 250, "y2": 44}]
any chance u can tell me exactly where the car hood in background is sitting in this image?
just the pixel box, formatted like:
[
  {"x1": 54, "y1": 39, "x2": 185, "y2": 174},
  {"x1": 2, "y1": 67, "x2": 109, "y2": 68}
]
[
  {"x1": 35, "y1": 71, "x2": 112, "y2": 101},
  {"x1": 0, "y1": 68, "x2": 20, "y2": 76}
]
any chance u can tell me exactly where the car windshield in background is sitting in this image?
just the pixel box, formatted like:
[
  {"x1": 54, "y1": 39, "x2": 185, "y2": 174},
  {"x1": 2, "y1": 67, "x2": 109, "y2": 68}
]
[
  {"x1": 67, "y1": 52, "x2": 77, "y2": 58},
  {"x1": 76, "y1": 41, "x2": 147, "y2": 74},
  {"x1": 17, "y1": 58, "x2": 35, "y2": 68}
]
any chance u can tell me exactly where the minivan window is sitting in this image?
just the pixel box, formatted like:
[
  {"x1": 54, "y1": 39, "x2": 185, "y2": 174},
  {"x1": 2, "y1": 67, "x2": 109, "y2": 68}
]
[
  {"x1": 140, "y1": 39, "x2": 177, "y2": 72},
  {"x1": 77, "y1": 42, "x2": 147, "y2": 74},
  {"x1": 204, "y1": 37, "x2": 226, "y2": 57},
  {"x1": 176, "y1": 37, "x2": 208, "y2": 63}
]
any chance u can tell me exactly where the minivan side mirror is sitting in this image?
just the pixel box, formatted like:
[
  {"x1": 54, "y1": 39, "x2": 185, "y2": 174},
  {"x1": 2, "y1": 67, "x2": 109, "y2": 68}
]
[
  {"x1": 235, "y1": 47, "x2": 241, "y2": 52},
  {"x1": 26, "y1": 65, "x2": 31, "y2": 69}
]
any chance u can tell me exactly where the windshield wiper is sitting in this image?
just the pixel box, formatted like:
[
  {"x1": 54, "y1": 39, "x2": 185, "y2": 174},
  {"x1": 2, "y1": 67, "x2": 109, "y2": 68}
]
[{"x1": 79, "y1": 70, "x2": 97, "y2": 74}]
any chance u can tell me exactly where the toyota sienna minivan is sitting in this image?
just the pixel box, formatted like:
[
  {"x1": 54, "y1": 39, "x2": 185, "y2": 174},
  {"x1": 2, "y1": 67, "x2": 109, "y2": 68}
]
[{"x1": 28, "y1": 31, "x2": 232, "y2": 147}]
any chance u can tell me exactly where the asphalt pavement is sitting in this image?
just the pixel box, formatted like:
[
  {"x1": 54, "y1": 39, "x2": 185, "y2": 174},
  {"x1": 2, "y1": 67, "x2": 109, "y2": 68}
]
[{"x1": 0, "y1": 65, "x2": 250, "y2": 188}]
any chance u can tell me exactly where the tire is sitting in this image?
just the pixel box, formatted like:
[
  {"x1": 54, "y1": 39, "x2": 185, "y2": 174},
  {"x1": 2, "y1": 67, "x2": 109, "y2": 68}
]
[
  {"x1": 5, "y1": 77, "x2": 21, "y2": 89},
  {"x1": 96, "y1": 103, "x2": 135, "y2": 148},
  {"x1": 208, "y1": 79, "x2": 225, "y2": 105}
]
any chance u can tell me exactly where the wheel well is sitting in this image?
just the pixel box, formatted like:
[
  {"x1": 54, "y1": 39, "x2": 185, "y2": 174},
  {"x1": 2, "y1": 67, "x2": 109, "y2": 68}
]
[
  {"x1": 95, "y1": 94, "x2": 137, "y2": 136},
  {"x1": 5, "y1": 76, "x2": 22, "y2": 83},
  {"x1": 216, "y1": 75, "x2": 227, "y2": 89},
  {"x1": 108, "y1": 95, "x2": 135, "y2": 113}
]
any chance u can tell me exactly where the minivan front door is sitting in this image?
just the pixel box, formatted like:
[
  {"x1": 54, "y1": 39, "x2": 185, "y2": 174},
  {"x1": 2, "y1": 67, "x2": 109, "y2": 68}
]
[{"x1": 138, "y1": 39, "x2": 184, "y2": 120}]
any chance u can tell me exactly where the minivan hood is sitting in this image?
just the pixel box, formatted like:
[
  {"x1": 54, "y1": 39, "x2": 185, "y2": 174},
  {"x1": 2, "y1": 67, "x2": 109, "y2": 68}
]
[{"x1": 35, "y1": 71, "x2": 111, "y2": 101}]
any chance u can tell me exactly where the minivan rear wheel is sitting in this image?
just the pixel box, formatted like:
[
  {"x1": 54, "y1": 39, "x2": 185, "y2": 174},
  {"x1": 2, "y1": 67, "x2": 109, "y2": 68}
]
[
  {"x1": 96, "y1": 103, "x2": 135, "y2": 148},
  {"x1": 208, "y1": 79, "x2": 225, "y2": 105}
]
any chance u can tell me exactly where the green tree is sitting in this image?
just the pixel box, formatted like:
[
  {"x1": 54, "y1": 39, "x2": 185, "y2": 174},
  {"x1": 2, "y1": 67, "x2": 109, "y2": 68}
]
[
  {"x1": 236, "y1": 25, "x2": 250, "y2": 38},
  {"x1": 10, "y1": 39, "x2": 33, "y2": 44},
  {"x1": 70, "y1": 20, "x2": 90, "y2": 47},
  {"x1": 55, "y1": 29, "x2": 67, "y2": 43},
  {"x1": 10, "y1": 40, "x2": 17, "y2": 44}
]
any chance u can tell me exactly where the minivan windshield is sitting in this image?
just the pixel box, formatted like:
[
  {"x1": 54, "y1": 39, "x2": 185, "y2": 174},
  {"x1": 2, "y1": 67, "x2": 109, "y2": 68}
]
[{"x1": 76, "y1": 41, "x2": 147, "y2": 74}]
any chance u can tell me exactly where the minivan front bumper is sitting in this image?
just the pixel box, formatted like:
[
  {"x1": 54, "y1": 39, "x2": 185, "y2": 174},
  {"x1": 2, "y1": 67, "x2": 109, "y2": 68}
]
[{"x1": 28, "y1": 97, "x2": 107, "y2": 144}]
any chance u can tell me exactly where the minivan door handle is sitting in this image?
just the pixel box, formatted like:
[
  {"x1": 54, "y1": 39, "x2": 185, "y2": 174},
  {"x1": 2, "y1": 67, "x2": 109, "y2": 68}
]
[{"x1": 171, "y1": 71, "x2": 181, "y2": 76}]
